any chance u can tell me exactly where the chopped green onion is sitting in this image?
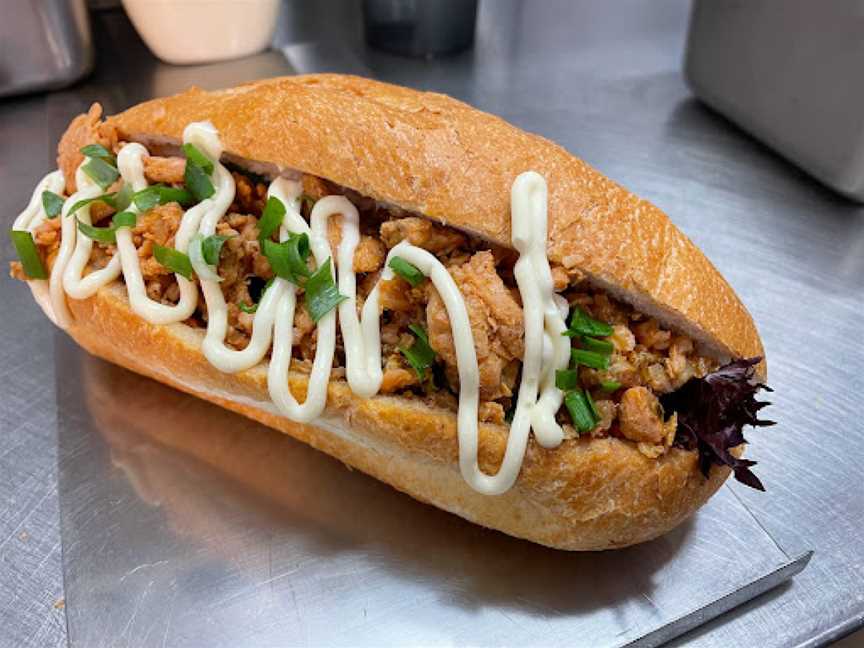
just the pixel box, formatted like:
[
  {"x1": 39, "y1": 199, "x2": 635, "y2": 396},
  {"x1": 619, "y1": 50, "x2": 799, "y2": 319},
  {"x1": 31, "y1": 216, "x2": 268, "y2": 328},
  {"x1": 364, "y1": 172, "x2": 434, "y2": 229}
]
[
  {"x1": 82, "y1": 157, "x2": 119, "y2": 190},
  {"x1": 184, "y1": 159, "x2": 215, "y2": 202},
  {"x1": 76, "y1": 217, "x2": 117, "y2": 244},
  {"x1": 201, "y1": 234, "x2": 231, "y2": 266},
  {"x1": 564, "y1": 306, "x2": 613, "y2": 338},
  {"x1": 41, "y1": 191, "x2": 64, "y2": 218},
  {"x1": 133, "y1": 184, "x2": 194, "y2": 212},
  {"x1": 238, "y1": 301, "x2": 258, "y2": 314},
  {"x1": 564, "y1": 389, "x2": 596, "y2": 434},
  {"x1": 153, "y1": 244, "x2": 194, "y2": 280},
  {"x1": 113, "y1": 183, "x2": 134, "y2": 212},
  {"x1": 181, "y1": 143, "x2": 214, "y2": 175},
  {"x1": 555, "y1": 369, "x2": 580, "y2": 391},
  {"x1": 112, "y1": 211, "x2": 137, "y2": 229},
  {"x1": 257, "y1": 196, "x2": 286, "y2": 242},
  {"x1": 585, "y1": 389, "x2": 600, "y2": 421},
  {"x1": 79, "y1": 143, "x2": 115, "y2": 162},
  {"x1": 304, "y1": 257, "x2": 347, "y2": 322},
  {"x1": 67, "y1": 193, "x2": 115, "y2": 218},
  {"x1": 600, "y1": 380, "x2": 621, "y2": 392},
  {"x1": 10, "y1": 230, "x2": 48, "y2": 279},
  {"x1": 262, "y1": 233, "x2": 310, "y2": 284},
  {"x1": 571, "y1": 348, "x2": 610, "y2": 370},
  {"x1": 580, "y1": 335, "x2": 614, "y2": 355},
  {"x1": 400, "y1": 323, "x2": 437, "y2": 381},
  {"x1": 388, "y1": 256, "x2": 425, "y2": 287}
]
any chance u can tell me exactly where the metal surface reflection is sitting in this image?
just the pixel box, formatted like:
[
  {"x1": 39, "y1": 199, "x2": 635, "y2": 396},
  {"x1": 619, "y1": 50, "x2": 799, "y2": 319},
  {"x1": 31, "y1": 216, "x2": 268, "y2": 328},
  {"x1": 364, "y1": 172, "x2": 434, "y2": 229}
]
[{"x1": 57, "y1": 347, "x2": 803, "y2": 647}]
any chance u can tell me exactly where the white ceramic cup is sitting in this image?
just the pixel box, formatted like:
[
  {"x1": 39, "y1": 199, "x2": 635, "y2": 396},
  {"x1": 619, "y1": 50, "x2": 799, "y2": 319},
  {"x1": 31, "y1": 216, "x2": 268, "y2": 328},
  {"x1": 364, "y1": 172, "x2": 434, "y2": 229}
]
[{"x1": 122, "y1": 0, "x2": 280, "y2": 65}]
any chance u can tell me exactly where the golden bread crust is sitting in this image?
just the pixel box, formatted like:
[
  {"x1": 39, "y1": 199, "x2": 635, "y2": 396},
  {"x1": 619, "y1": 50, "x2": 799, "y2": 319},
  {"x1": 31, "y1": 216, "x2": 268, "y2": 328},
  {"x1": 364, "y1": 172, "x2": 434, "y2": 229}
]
[
  {"x1": 107, "y1": 74, "x2": 763, "y2": 365},
  {"x1": 56, "y1": 283, "x2": 729, "y2": 551}
]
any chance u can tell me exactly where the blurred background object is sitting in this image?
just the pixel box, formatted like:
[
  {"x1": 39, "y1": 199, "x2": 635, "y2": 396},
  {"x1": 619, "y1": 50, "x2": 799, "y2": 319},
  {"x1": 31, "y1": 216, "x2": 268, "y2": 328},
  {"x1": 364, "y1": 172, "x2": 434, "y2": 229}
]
[
  {"x1": 363, "y1": 0, "x2": 478, "y2": 57},
  {"x1": 0, "y1": 0, "x2": 93, "y2": 98},
  {"x1": 121, "y1": 0, "x2": 281, "y2": 64},
  {"x1": 686, "y1": 0, "x2": 864, "y2": 202}
]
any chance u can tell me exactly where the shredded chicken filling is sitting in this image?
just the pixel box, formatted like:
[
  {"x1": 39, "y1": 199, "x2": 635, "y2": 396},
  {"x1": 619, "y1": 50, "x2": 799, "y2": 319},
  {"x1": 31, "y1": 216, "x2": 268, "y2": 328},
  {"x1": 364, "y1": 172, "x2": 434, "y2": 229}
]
[{"x1": 12, "y1": 139, "x2": 721, "y2": 460}]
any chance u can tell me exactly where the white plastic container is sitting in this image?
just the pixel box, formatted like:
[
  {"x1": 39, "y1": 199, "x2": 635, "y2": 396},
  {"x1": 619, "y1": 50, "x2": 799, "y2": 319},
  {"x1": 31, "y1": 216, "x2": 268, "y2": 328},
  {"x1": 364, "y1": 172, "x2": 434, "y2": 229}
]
[
  {"x1": 685, "y1": 0, "x2": 864, "y2": 202},
  {"x1": 122, "y1": 0, "x2": 280, "y2": 65}
]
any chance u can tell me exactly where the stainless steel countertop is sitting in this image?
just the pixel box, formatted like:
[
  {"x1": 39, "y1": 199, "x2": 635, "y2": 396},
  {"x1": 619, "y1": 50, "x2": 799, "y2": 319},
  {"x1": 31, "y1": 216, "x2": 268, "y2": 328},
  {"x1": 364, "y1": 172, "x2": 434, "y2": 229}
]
[{"x1": 1, "y1": 1, "x2": 863, "y2": 646}]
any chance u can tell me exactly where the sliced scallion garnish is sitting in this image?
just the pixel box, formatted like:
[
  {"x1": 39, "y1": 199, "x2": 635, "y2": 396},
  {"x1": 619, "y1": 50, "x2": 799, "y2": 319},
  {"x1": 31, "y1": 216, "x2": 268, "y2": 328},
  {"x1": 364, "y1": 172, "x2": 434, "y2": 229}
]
[
  {"x1": 10, "y1": 230, "x2": 48, "y2": 279},
  {"x1": 600, "y1": 379, "x2": 621, "y2": 392},
  {"x1": 305, "y1": 257, "x2": 347, "y2": 322},
  {"x1": 388, "y1": 256, "x2": 425, "y2": 287},
  {"x1": 201, "y1": 234, "x2": 231, "y2": 266},
  {"x1": 153, "y1": 244, "x2": 194, "y2": 280},
  {"x1": 133, "y1": 184, "x2": 194, "y2": 212},
  {"x1": 76, "y1": 217, "x2": 117, "y2": 244},
  {"x1": 112, "y1": 211, "x2": 137, "y2": 229},
  {"x1": 82, "y1": 157, "x2": 119, "y2": 190},
  {"x1": 238, "y1": 301, "x2": 258, "y2": 314},
  {"x1": 564, "y1": 389, "x2": 596, "y2": 434},
  {"x1": 580, "y1": 335, "x2": 613, "y2": 355},
  {"x1": 184, "y1": 159, "x2": 215, "y2": 202},
  {"x1": 262, "y1": 233, "x2": 311, "y2": 284},
  {"x1": 564, "y1": 306, "x2": 613, "y2": 338},
  {"x1": 555, "y1": 369, "x2": 579, "y2": 391},
  {"x1": 257, "y1": 196, "x2": 286, "y2": 242},
  {"x1": 400, "y1": 323, "x2": 437, "y2": 381},
  {"x1": 570, "y1": 348, "x2": 610, "y2": 370},
  {"x1": 182, "y1": 143, "x2": 214, "y2": 175},
  {"x1": 585, "y1": 389, "x2": 600, "y2": 421},
  {"x1": 79, "y1": 143, "x2": 115, "y2": 162},
  {"x1": 41, "y1": 191, "x2": 64, "y2": 219}
]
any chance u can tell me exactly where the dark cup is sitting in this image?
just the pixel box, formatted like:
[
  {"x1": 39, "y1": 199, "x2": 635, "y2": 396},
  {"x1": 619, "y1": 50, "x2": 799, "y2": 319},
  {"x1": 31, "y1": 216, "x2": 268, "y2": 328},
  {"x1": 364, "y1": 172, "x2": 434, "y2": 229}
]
[{"x1": 363, "y1": 0, "x2": 478, "y2": 58}]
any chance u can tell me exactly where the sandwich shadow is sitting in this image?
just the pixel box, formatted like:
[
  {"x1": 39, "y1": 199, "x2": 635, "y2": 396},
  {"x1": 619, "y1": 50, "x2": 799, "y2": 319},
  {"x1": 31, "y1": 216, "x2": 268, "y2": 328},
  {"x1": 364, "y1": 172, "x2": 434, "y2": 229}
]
[{"x1": 80, "y1": 354, "x2": 690, "y2": 626}]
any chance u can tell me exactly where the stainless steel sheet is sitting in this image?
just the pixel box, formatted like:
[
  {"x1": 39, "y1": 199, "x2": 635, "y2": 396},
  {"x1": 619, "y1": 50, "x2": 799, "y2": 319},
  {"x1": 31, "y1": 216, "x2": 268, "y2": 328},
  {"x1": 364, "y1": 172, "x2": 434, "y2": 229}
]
[
  {"x1": 2, "y1": 1, "x2": 862, "y2": 646},
  {"x1": 58, "y1": 350, "x2": 805, "y2": 648}
]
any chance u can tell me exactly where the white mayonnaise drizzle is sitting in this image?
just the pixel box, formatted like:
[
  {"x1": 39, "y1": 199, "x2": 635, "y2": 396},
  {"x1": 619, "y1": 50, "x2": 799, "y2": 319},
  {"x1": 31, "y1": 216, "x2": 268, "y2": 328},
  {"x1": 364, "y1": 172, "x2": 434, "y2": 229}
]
[
  {"x1": 27, "y1": 121, "x2": 567, "y2": 495},
  {"x1": 267, "y1": 185, "x2": 339, "y2": 422},
  {"x1": 115, "y1": 143, "x2": 199, "y2": 325},
  {"x1": 13, "y1": 170, "x2": 65, "y2": 233}
]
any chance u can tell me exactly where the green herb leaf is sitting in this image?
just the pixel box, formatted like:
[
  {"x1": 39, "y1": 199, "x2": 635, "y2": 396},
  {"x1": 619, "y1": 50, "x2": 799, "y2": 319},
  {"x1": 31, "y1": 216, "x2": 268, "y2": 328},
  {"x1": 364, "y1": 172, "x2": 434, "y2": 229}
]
[
  {"x1": 41, "y1": 191, "x2": 64, "y2": 218},
  {"x1": 184, "y1": 160, "x2": 215, "y2": 202},
  {"x1": 564, "y1": 389, "x2": 596, "y2": 434},
  {"x1": 262, "y1": 233, "x2": 311, "y2": 284},
  {"x1": 555, "y1": 369, "x2": 580, "y2": 391},
  {"x1": 564, "y1": 306, "x2": 613, "y2": 338},
  {"x1": 153, "y1": 244, "x2": 194, "y2": 280},
  {"x1": 133, "y1": 184, "x2": 194, "y2": 212},
  {"x1": 79, "y1": 143, "x2": 115, "y2": 162},
  {"x1": 201, "y1": 234, "x2": 231, "y2": 266},
  {"x1": 571, "y1": 348, "x2": 611, "y2": 370},
  {"x1": 600, "y1": 380, "x2": 621, "y2": 392},
  {"x1": 10, "y1": 230, "x2": 48, "y2": 279},
  {"x1": 304, "y1": 257, "x2": 347, "y2": 322},
  {"x1": 76, "y1": 217, "x2": 117, "y2": 244},
  {"x1": 182, "y1": 143, "x2": 214, "y2": 175},
  {"x1": 400, "y1": 323, "x2": 437, "y2": 381},
  {"x1": 257, "y1": 196, "x2": 286, "y2": 242},
  {"x1": 112, "y1": 211, "x2": 137, "y2": 229},
  {"x1": 82, "y1": 157, "x2": 119, "y2": 190},
  {"x1": 388, "y1": 256, "x2": 425, "y2": 287},
  {"x1": 579, "y1": 335, "x2": 614, "y2": 355}
]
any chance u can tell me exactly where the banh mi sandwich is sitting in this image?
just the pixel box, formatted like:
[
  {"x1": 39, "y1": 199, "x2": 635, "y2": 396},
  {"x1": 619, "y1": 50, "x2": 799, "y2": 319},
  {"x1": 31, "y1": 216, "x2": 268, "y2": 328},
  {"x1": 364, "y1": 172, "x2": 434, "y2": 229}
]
[{"x1": 9, "y1": 75, "x2": 774, "y2": 551}]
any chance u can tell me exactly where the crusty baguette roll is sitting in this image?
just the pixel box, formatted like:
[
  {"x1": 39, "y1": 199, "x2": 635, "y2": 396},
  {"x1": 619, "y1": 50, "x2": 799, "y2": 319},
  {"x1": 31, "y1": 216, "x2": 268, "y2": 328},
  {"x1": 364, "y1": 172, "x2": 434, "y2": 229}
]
[{"x1": 26, "y1": 74, "x2": 764, "y2": 550}]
